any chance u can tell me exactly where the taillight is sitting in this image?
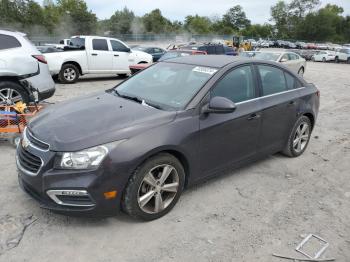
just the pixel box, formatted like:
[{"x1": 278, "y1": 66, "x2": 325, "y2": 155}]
[{"x1": 32, "y1": 55, "x2": 47, "y2": 64}]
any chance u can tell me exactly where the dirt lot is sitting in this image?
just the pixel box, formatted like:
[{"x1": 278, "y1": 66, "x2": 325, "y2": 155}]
[{"x1": 0, "y1": 62, "x2": 349, "y2": 262}]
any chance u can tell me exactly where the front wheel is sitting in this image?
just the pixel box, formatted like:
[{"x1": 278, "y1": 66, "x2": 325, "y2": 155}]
[
  {"x1": 0, "y1": 81, "x2": 29, "y2": 106},
  {"x1": 59, "y1": 64, "x2": 79, "y2": 84},
  {"x1": 122, "y1": 153, "x2": 185, "y2": 220},
  {"x1": 282, "y1": 116, "x2": 312, "y2": 157}
]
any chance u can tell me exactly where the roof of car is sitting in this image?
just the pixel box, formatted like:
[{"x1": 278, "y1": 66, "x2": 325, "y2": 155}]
[{"x1": 163, "y1": 55, "x2": 252, "y2": 68}]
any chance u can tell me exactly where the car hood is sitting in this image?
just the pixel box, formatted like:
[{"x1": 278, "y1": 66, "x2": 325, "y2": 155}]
[{"x1": 29, "y1": 91, "x2": 176, "y2": 151}]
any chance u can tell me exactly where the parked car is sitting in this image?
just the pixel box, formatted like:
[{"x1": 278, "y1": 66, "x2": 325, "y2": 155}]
[
  {"x1": 223, "y1": 45, "x2": 237, "y2": 56},
  {"x1": 132, "y1": 46, "x2": 166, "y2": 62},
  {"x1": 300, "y1": 50, "x2": 319, "y2": 61},
  {"x1": 44, "y1": 36, "x2": 153, "y2": 83},
  {"x1": 335, "y1": 48, "x2": 350, "y2": 63},
  {"x1": 17, "y1": 55, "x2": 319, "y2": 220},
  {"x1": 255, "y1": 51, "x2": 306, "y2": 76},
  {"x1": 0, "y1": 30, "x2": 55, "y2": 106},
  {"x1": 306, "y1": 43, "x2": 317, "y2": 49},
  {"x1": 296, "y1": 41, "x2": 307, "y2": 49},
  {"x1": 129, "y1": 49, "x2": 207, "y2": 74},
  {"x1": 312, "y1": 51, "x2": 336, "y2": 62},
  {"x1": 238, "y1": 51, "x2": 261, "y2": 58},
  {"x1": 316, "y1": 43, "x2": 328, "y2": 50},
  {"x1": 181, "y1": 43, "x2": 226, "y2": 55}
]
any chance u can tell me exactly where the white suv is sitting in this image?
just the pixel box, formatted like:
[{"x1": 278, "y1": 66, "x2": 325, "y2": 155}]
[
  {"x1": 0, "y1": 30, "x2": 55, "y2": 105},
  {"x1": 335, "y1": 48, "x2": 350, "y2": 63}
]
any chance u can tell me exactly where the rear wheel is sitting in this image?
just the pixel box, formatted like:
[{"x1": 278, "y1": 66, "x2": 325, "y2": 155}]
[
  {"x1": 0, "y1": 81, "x2": 29, "y2": 106},
  {"x1": 335, "y1": 56, "x2": 339, "y2": 63},
  {"x1": 122, "y1": 153, "x2": 185, "y2": 220},
  {"x1": 282, "y1": 116, "x2": 312, "y2": 157},
  {"x1": 298, "y1": 67, "x2": 304, "y2": 77},
  {"x1": 59, "y1": 64, "x2": 79, "y2": 84}
]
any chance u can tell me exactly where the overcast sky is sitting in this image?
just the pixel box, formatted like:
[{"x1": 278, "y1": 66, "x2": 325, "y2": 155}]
[{"x1": 39, "y1": 0, "x2": 350, "y2": 23}]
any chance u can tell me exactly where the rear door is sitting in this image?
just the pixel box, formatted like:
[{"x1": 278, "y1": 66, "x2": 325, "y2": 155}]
[
  {"x1": 199, "y1": 65, "x2": 261, "y2": 175},
  {"x1": 110, "y1": 40, "x2": 130, "y2": 72},
  {"x1": 87, "y1": 38, "x2": 113, "y2": 72},
  {"x1": 256, "y1": 64, "x2": 300, "y2": 153}
]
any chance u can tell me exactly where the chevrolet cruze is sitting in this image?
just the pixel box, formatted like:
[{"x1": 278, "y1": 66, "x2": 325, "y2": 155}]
[{"x1": 16, "y1": 56, "x2": 320, "y2": 220}]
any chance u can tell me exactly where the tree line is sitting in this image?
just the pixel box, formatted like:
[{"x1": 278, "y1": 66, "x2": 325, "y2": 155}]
[{"x1": 0, "y1": 0, "x2": 349, "y2": 43}]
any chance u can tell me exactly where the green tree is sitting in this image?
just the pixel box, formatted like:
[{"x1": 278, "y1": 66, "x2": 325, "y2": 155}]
[
  {"x1": 109, "y1": 7, "x2": 135, "y2": 35},
  {"x1": 142, "y1": 9, "x2": 172, "y2": 33},
  {"x1": 270, "y1": 0, "x2": 290, "y2": 38},
  {"x1": 223, "y1": 5, "x2": 251, "y2": 31},
  {"x1": 184, "y1": 15, "x2": 212, "y2": 34},
  {"x1": 289, "y1": 0, "x2": 320, "y2": 18}
]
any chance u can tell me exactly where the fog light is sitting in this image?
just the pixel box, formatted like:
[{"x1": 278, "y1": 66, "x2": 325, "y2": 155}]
[{"x1": 104, "y1": 191, "x2": 117, "y2": 200}]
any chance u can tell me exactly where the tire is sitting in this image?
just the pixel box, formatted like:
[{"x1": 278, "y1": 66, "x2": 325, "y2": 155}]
[
  {"x1": 322, "y1": 57, "x2": 326, "y2": 62},
  {"x1": 117, "y1": 74, "x2": 128, "y2": 78},
  {"x1": 311, "y1": 56, "x2": 315, "y2": 62},
  {"x1": 298, "y1": 67, "x2": 304, "y2": 77},
  {"x1": 335, "y1": 56, "x2": 339, "y2": 63},
  {"x1": 58, "y1": 64, "x2": 79, "y2": 84},
  {"x1": 122, "y1": 153, "x2": 185, "y2": 220},
  {"x1": 282, "y1": 116, "x2": 312, "y2": 158},
  {"x1": 347, "y1": 58, "x2": 350, "y2": 64},
  {"x1": 0, "y1": 81, "x2": 29, "y2": 106}
]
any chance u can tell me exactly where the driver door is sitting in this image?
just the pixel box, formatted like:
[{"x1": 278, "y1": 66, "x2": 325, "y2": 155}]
[{"x1": 199, "y1": 65, "x2": 262, "y2": 176}]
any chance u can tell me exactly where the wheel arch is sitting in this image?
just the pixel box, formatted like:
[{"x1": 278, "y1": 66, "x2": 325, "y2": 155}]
[
  {"x1": 62, "y1": 61, "x2": 82, "y2": 75},
  {"x1": 132, "y1": 147, "x2": 192, "y2": 188},
  {"x1": 303, "y1": 112, "x2": 315, "y2": 130}
]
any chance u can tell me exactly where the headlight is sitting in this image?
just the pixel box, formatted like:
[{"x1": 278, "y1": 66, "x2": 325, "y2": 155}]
[{"x1": 55, "y1": 140, "x2": 125, "y2": 170}]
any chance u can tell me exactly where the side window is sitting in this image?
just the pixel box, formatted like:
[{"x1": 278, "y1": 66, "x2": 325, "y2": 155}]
[
  {"x1": 211, "y1": 66, "x2": 255, "y2": 103},
  {"x1": 206, "y1": 46, "x2": 215, "y2": 54},
  {"x1": 258, "y1": 65, "x2": 288, "y2": 96},
  {"x1": 92, "y1": 39, "x2": 109, "y2": 51},
  {"x1": 0, "y1": 34, "x2": 21, "y2": 50},
  {"x1": 154, "y1": 48, "x2": 163, "y2": 53},
  {"x1": 215, "y1": 46, "x2": 225, "y2": 54},
  {"x1": 281, "y1": 54, "x2": 290, "y2": 61},
  {"x1": 285, "y1": 72, "x2": 295, "y2": 90},
  {"x1": 110, "y1": 40, "x2": 129, "y2": 52}
]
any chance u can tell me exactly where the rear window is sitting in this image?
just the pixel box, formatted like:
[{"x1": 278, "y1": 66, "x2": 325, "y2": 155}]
[
  {"x1": 92, "y1": 39, "x2": 109, "y2": 51},
  {"x1": 0, "y1": 34, "x2": 21, "y2": 50},
  {"x1": 70, "y1": 37, "x2": 85, "y2": 47}
]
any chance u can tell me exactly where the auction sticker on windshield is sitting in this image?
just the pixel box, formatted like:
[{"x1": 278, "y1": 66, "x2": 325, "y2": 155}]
[{"x1": 193, "y1": 67, "x2": 218, "y2": 75}]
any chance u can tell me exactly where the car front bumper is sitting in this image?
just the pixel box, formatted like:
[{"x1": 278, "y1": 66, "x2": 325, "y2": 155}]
[{"x1": 16, "y1": 136, "x2": 130, "y2": 217}]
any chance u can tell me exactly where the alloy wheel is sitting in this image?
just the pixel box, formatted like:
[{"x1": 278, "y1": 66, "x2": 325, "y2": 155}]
[
  {"x1": 63, "y1": 68, "x2": 77, "y2": 81},
  {"x1": 293, "y1": 122, "x2": 310, "y2": 153},
  {"x1": 137, "y1": 164, "x2": 179, "y2": 214},
  {"x1": 0, "y1": 88, "x2": 23, "y2": 106}
]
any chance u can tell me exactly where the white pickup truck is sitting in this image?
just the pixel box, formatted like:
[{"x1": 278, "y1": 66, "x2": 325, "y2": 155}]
[
  {"x1": 335, "y1": 47, "x2": 350, "y2": 63},
  {"x1": 44, "y1": 36, "x2": 153, "y2": 83}
]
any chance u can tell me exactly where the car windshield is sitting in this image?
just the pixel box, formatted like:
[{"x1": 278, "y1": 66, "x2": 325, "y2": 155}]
[
  {"x1": 255, "y1": 52, "x2": 281, "y2": 61},
  {"x1": 115, "y1": 63, "x2": 217, "y2": 110},
  {"x1": 70, "y1": 37, "x2": 85, "y2": 47}
]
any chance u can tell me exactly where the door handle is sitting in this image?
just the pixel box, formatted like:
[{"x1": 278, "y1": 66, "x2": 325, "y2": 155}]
[
  {"x1": 91, "y1": 53, "x2": 98, "y2": 56},
  {"x1": 288, "y1": 100, "x2": 295, "y2": 106},
  {"x1": 114, "y1": 54, "x2": 119, "y2": 57},
  {"x1": 247, "y1": 113, "x2": 261, "y2": 120}
]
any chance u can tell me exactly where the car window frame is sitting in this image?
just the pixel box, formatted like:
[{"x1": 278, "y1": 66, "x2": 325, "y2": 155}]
[
  {"x1": 207, "y1": 64, "x2": 259, "y2": 104},
  {"x1": 92, "y1": 38, "x2": 110, "y2": 51},
  {"x1": 253, "y1": 63, "x2": 304, "y2": 98}
]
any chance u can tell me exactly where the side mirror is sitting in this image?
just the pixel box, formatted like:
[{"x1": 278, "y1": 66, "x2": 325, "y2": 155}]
[
  {"x1": 203, "y1": 96, "x2": 236, "y2": 114},
  {"x1": 280, "y1": 58, "x2": 288, "y2": 63},
  {"x1": 125, "y1": 47, "x2": 131, "y2": 53}
]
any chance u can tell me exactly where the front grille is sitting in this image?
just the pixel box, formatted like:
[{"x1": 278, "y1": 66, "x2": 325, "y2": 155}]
[
  {"x1": 17, "y1": 145, "x2": 42, "y2": 174},
  {"x1": 27, "y1": 129, "x2": 49, "y2": 151}
]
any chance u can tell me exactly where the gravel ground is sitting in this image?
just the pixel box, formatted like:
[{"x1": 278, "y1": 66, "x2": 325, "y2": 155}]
[{"x1": 0, "y1": 62, "x2": 349, "y2": 262}]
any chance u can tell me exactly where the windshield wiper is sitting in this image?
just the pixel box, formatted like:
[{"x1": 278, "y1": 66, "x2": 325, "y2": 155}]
[
  {"x1": 115, "y1": 90, "x2": 142, "y2": 103},
  {"x1": 115, "y1": 90, "x2": 162, "y2": 110}
]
